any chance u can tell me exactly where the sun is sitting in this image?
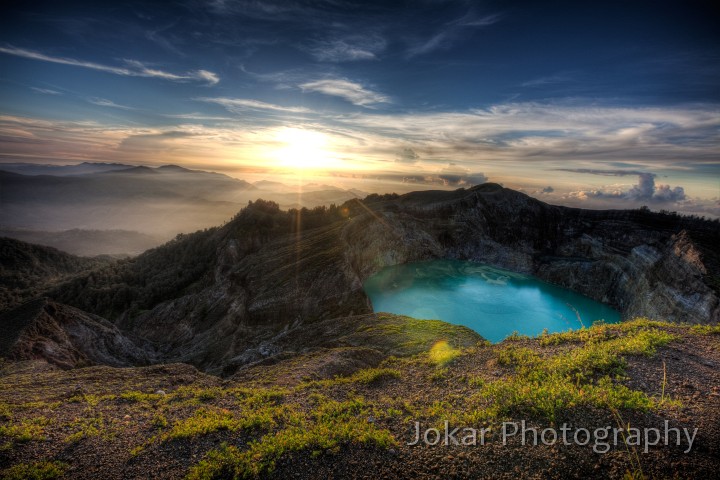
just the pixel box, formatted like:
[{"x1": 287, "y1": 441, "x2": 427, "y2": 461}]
[{"x1": 271, "y1": 127, "x2": 337, "y2": 171}]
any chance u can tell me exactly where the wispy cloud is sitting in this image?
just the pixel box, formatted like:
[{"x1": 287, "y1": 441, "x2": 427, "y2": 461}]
[
  {"x1": 88, "y1": 97, "x2": 135, "y2": 110},
  {"x1": 450, "y1": 12, "x2": 503, "y2": 27},
  {"x1": 300, "y1": 79, "x2": 389, "y2": 107},
  {"x1": 332, "y1": 102, "x2": 720, "y2": 164},
  {"x1": 555, "y1": 168, "x2": 649, "y2": 177},
  {"x1": 30, "y1": 87, "x2": 62, "y2": 95},
  {"x1": 407, "y1": 32, "x2": 451, "y2": 58},
  {"x1": 521, "y1": 74, "x2": 573, "y2": 87},
  {"x1": 195, "y1": 97, "x2": 311, "y2": 113},
  {"x1": 407, "y1": 10, "x2": 503, "y2": 58},
  {"x1": 0, "y1": 45, "x2": 219, "y2": 85},
  {"x1": 162, "y1": 112, "x2": 235, "y2": 121},
  {"x1": 305, "y1": 35, "x2": 386, "y2": 62}
]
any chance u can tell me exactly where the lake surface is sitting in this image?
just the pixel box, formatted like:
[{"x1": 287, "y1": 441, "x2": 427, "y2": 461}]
[{"x1": 363, "y1": 260, "x2": 621, "y2": 342}]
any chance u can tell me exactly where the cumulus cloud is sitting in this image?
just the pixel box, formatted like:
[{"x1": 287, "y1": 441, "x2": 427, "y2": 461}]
[
  {"x1": 299, "y1": 79, "x2": 389, "y2": 106},
  {"x1": 0, "y1": 45, "x2": 219, "y2": 85},
  {"x1": 569, "y1": 172, "x2": 686, "y2": 204},
  {"x1": 542, "y1": 186, "x2": 554, "y2": 193}
]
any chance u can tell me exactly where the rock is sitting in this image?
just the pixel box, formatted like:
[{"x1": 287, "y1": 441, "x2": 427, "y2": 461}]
[{"x1": 2, "y1": 298, "x2": 154, "y2": 369}]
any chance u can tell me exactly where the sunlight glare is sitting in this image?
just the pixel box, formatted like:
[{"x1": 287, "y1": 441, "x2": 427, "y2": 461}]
[{"x1": 272, "y1": 127, "x2": 337, "y2": 171}]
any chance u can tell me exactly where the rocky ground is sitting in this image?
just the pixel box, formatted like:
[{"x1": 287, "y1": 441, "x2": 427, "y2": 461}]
[{"x1": 1, "y1": 314, "x2": 719, "y2": 479}]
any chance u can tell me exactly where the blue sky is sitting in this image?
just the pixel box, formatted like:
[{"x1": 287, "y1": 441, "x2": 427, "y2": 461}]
[{"x1": 1, "y1": 0, "x2": 718, "y2": 216}]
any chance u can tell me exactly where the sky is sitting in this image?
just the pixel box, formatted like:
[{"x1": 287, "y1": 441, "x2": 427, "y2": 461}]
[{"x1": 1, "y1": 0, "x2": 719, "y2": 216}]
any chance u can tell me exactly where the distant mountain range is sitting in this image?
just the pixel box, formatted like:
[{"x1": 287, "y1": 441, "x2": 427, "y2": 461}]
[
  {"x1": 0, "y1": 161, "x2": 135, "y2": 176},
  {"x1": 0, "y1": 162, "x2": 367, "y2": 255},
  {"x1": 0, "y1": 228, "x2": 163, "y2": 256}
]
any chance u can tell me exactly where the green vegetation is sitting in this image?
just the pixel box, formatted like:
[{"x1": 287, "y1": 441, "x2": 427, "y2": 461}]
[
  {"x1": 474, "y1": 322, "x2": 677, "y2": 421},
  {"x1": 65, "y1": 415, "x2": 107, "y2": 443},
  {"x1": 120, "y1": 390, "x2": 165, "y2": 403},
  {"x1": 0, "y1": 461, "x2": 67, "y2": 480},
  {"x1": 690, "y1": 324, "x2": 720, "y2": 335},
  {"x1": 347, "y1": 367, "x2": 401, "y2": 385},
  {"x1": 0, "y1": 401, "x2": 11, "y2": 420},
  {"x1": 428, "y1": 340, "x2": 462, "y2": 367},
  {"x1": 0, "y1": 416, "x2": 50, "y2": 442},
  {"x1": 187, "y1": 398, "x2": 396, "y2": 479},
  {"x1": 165, "y1": 407, "x2": 239, "y2": 440},
  {"x1": 302, "y1": 367, "x2": 401, "y2": 390}
]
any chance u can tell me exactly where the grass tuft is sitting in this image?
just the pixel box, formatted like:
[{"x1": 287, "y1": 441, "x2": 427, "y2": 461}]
[
  {"x1": 0, "y1": 460, "x2": 67, "y2": 480},
  {"x1": 428, "y1": 340, "x2": 462, "y2": 367}
]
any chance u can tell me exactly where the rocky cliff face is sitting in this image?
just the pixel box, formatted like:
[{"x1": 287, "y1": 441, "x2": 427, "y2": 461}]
[
  {"x1": 3, "y1": 184, "x2": 718, "y2": 373},
  {"x1": 0, "y1": 298, "x2": 152, "y2": 369},
  {"x1": 341, "y1": 184, "x2": 719, "y2": 325}
]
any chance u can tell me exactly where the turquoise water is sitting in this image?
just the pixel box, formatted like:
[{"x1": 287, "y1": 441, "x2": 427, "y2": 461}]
[{"x1": 363, "y1": 260, "x2": 621, "y2": 342}]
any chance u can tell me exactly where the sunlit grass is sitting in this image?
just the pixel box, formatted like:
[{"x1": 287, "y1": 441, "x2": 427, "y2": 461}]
[
  {"x1": 429, "y1": 340, "x2": 462, "y2": 367},
  {"x1": 0, "y1": 460, "x2": 67, "y2": 480}
]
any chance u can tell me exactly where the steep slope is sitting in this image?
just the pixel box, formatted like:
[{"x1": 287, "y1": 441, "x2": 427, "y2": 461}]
[
  {"x1": 0, "y1": 298, "x2": 152, "y2": 369},
  {"x1": 0, "y1": 237, "x2": 113, "y2": 310}
]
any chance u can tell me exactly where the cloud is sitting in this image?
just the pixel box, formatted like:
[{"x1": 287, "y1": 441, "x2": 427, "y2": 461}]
[
  {"x1": 300, "y1": 79, "x2": 389, "y2": 107},
  {"x1": 521, "y1": 74, "x2": 572, "y2": 87},
  {"x1": 331, "y1": 102, "x2": 720, "y2": 165},
  {"x1": 569, "y1": 172, "x2": 686, "y2": 204},
  {"x1": 542, "y1": 186, "x2": 554, "y2": 193},
  {"x1": 450, "y1": 12, "x2": 503, "y2": 28},
  {"x1": 195, "y1": 97, "x2": 310, "y2": 114},
  {"x1": 371, "y1": 171, "x2": 488, "y2": 187},
  {"x1": 88, "y1": 97, "x2": 134, "y2": 110},
  {"x1": 195, "y1": 70, "x2": 220, "y2": 85},
  {"x1": 30, "y1": 87, "x2": 62, "y2": 95},
  {"x1": 0, "y1": 45, "x2": 219, "y2": 85},
  {"x1": 556, "y1": 168, "x2": 648, "y2": 177},
  {"x1": 162, "y1": 112, "x2": 235, "y2": 121},
  {"x1": 306, "y1": 35, "x2": 386, "y2": 62},
  {"x1": 407, "y1": 32, "x2": 451, "y2": 58},
  {"x1": 396, "y1": 147, "x2": 419, "y2": 163},
  {"x1": 407, "y1": 11, "x2": 502, "y2": 58},
  {"x1": 438, "y1": 165, "x2": 487, "y2": 186}
]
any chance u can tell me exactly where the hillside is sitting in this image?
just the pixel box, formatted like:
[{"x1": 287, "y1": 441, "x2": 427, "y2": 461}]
[
  {"x1": 0, "y1": 238, "x2": 113, "y2": 310},
  {"x1": 1, "y1": 318, "x2": 718, "y2": 479}
]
